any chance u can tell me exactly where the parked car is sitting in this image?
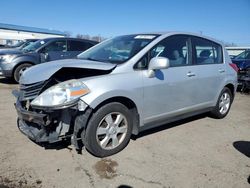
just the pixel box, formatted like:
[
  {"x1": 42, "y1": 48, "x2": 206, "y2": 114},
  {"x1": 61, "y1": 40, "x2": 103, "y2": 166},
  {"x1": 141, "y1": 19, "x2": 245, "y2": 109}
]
[
  {"x1": 230, "y1": 49, "x2": 250, "y2": 88},
  {"x1": 0, "y1": 39, "x2": 37, "y2": 49},
  {"x1": 0, "y1": 38, "x2": 98, "y2": 81},
  {"x1": 231, "y1": 49, "x2": 250, "y2": 70},
  {"x1": 13, "y1": 32, "x2": 237, "y2": 157},
  {"x1": 226, "y1": 47, "x2": 250, "y2": 59},
  {"x1": 15, "y1": 39, "x2": 38, "y2": 49}
]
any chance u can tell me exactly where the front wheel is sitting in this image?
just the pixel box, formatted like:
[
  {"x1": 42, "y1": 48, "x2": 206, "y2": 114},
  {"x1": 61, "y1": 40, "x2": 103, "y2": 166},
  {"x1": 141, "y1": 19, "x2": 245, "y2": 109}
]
[
  {"x1": 83, "y1": 102, "x2": 133, "y2": 157},
  {"x1": 210, "y1": 87, "x2": 233, "y2": 119},
  {"x1": 13, "y1": 63, "x2": 32, "y2": 82}
]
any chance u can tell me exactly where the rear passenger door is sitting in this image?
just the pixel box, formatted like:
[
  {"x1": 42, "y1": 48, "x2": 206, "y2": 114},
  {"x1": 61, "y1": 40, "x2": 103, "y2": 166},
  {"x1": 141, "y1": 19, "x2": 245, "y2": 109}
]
[
  {"x1": 67, "y1": 40, "x2": 93, "y2": 58},
  {"x1": 191, "y1": 36, "x2": 225, "y2": 104}
]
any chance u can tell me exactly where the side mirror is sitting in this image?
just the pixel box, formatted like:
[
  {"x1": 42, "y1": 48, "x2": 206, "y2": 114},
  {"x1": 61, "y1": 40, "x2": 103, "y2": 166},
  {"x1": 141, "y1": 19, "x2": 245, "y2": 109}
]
[{"x1": 148, "y1": 57, "x2": 170, "y2": 78}]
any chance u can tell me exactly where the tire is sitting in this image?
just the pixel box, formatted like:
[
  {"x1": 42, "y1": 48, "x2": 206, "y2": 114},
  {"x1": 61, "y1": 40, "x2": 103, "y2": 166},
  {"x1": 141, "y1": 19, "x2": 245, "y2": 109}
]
[
  {"x1": 13, "y1": 63, "x2": 32, "y2": 82},
  {"x1": 83, "y1": 102, "x2": 133, "y2": 157},
  {"x1": 210, "y1": 87, "x2": 233, "y2": 119}
]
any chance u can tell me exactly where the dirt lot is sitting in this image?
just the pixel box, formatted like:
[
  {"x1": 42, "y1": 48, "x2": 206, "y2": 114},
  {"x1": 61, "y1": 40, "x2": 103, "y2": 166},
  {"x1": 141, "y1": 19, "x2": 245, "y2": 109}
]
[{"x1": 0, "y1": 76, "x2": 249, "y2": 188}]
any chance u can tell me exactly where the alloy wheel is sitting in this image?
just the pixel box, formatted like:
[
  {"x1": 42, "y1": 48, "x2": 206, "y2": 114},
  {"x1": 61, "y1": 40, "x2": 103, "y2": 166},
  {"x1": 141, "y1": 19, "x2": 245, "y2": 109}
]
[
  {"x1": 96, "y1": 112, "x2": 128, "y2": 150},
  {"x1": 219, "y1": 92, "x2": 230, "y2": 115}
]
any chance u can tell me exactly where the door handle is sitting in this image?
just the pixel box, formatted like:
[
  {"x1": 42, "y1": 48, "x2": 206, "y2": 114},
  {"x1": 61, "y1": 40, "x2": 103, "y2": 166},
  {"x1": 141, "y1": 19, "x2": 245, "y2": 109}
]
[
  {"x1": 219, "y1": 69, "x2": 225, "y2": 73},
  {"x1": 187, "y1": 72, "x2": 196, "y2": 77}
]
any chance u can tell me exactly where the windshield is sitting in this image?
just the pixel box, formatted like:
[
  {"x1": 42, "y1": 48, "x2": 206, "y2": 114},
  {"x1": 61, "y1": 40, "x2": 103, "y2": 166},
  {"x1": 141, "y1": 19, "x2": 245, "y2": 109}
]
[
  {"x1": 17, "y1": 41, "x2": 35, "y2": 49},
  {"x1": 11, "y1": 41, "x2": 25, "y2": 48},
  {"x1": 78, "y1": 34, "x2": 159, "y2": 64},
  {"x1": 22, "y1": 39, "x2": 49, "y2": 52},
  {"x1": 235, "y1": 50, "x2": 250, "y2": 60}
]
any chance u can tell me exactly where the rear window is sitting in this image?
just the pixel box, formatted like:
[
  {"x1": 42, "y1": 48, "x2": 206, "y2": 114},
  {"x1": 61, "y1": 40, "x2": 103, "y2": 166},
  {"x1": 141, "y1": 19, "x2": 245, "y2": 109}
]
[{"x1": 192, "y1": 37, "x2": 223, "y2": 64}]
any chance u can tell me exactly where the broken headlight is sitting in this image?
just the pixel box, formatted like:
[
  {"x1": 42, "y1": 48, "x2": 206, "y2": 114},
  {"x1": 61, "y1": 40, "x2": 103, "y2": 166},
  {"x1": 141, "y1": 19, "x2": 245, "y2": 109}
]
[{"x1": 31, "y1": 79, "x2": 90, "y2": 108}]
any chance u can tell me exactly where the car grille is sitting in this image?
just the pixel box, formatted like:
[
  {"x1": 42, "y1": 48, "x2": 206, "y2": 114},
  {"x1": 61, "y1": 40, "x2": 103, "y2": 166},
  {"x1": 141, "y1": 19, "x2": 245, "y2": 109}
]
[{"x1": 19, "y1": 81, "x2": 45, "y2": 100}]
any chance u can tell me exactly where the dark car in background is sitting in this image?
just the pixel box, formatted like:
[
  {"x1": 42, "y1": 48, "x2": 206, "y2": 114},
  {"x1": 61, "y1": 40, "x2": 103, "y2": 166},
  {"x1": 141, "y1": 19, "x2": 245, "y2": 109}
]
[
  {"x1": 0, "y1": 38, "x2": 98, "y2": 82},
  {"x1": 232, "y1": 49, "x2": 250, "y2": 70},
  {"x1": 231, "y1": 49, "x2": 250, "y2": 89}
]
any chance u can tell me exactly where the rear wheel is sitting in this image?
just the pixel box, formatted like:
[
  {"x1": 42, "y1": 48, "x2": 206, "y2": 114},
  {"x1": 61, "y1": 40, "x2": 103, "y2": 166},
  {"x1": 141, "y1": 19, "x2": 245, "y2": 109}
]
[
  {"x1": 13, "y1": 63, "x2": 32, "y2": 82},
  {"x1": 83, "y1": 102, "x2": 132, "y2": 157},
  {"x1": 210, "y1": 87, "x2": 232, "y2": 119}
]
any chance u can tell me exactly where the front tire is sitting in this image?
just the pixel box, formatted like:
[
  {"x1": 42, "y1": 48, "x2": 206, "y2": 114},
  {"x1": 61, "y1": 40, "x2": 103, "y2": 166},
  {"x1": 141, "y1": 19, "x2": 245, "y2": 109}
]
[
  {"x1": 83, "y1": 102, "x2": 133, "y2": 157},
  {"x1": 13, "y1": 63, "x2": 32, "y2": 82},
  {"x1": 210, "y1": 87, "x2": 233, "y2": 119}
]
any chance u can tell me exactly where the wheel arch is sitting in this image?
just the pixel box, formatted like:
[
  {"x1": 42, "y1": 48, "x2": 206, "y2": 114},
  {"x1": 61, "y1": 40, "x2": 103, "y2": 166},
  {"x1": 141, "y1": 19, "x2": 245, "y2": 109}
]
[
  {"x1": 12, "y1": 61, "x2": 35, "y2": 77},
  {"x1": 90, "y1": 96, "x2": 140, "y2": 135},
  {"x1": 224, "y1": 83, "x2": 235, "y2": 99}
]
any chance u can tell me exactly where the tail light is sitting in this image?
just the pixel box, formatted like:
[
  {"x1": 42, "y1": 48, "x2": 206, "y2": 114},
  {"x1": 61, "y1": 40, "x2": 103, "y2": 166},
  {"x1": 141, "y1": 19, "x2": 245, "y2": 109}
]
[{"x1": 229, "y1": 63, "x2": 239, "y2": 72}]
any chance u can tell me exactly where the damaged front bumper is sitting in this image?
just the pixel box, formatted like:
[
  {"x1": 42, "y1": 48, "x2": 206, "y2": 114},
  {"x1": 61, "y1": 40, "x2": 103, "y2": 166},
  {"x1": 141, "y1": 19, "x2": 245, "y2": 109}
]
[
  {"x1": 15, "y1": 100, "x2": 58, "y2": 143},
  {"x1": 13, "y1": 89, "x2": 92, "y2": 150}
]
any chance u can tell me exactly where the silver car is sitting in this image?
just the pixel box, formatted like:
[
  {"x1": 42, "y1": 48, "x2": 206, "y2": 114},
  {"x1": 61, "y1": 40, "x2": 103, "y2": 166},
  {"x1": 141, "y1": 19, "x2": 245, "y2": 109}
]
[{"x1": 13, "y1": 32, "x2": 238, "y2": 157}]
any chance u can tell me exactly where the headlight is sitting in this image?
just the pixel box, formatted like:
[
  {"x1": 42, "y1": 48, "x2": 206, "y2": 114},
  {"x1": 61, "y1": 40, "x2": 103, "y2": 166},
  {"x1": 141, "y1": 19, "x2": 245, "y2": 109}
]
[
  {"x1": 0, "y1": 55, "x2": 14, "y2": 62},
  {"x1": 31, "y1": 79, "x2": 90, "y2": 108}
]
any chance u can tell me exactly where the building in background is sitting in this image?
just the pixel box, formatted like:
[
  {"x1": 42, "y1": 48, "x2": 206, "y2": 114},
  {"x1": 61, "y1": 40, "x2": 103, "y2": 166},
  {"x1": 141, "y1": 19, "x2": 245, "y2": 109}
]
[
  {"x1": 0, "y1": 23, "x2": 65, "y2": 46},
  {"x1": 226, "y1": 47, "x2": 250, "y2": 59}
]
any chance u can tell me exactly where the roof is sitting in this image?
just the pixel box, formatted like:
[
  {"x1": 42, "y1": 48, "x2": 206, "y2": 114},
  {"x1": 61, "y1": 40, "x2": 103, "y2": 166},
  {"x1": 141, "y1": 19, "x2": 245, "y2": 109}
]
[
  {"x1": 37, "y1": 37, "x2": 98, "y2": 44},
  {"x1": 0, "y1": 23, "x2": 65, "y2": 36},
  {"x1": 123, "y1": 31, "x2": 223, "y2": 45}
]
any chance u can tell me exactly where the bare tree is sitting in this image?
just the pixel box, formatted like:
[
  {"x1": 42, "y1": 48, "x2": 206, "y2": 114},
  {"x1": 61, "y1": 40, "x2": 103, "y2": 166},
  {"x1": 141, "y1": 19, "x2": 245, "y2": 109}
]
[
  {"x1": 76, "y1": 34, "x2": 107, "y2": 42},
  {"x1": 76, "y1": 34, "x2": 91, "y2": 40},
  {"x1": 64, "y1": 31, "x2": 72, "y2": 37},
  {"x1": 224, "y1": 42, "x2": 237, "y2": 47}
]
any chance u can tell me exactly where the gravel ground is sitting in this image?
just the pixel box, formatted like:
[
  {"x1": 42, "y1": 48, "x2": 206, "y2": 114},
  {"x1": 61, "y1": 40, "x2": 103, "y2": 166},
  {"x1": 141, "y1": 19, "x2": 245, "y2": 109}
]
[{"x1": 0, "y1": 76, "x2": 249, "y2": 188}]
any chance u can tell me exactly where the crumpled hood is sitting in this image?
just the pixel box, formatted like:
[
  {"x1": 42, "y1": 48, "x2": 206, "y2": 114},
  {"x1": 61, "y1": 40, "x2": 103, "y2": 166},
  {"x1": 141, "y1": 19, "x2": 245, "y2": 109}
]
[
  {"x1": 0, "y1": 48, "x2": 23, "y2": 55},
  {"x1": 20, "y1": 59, "x2": 116, "y2": 84}
]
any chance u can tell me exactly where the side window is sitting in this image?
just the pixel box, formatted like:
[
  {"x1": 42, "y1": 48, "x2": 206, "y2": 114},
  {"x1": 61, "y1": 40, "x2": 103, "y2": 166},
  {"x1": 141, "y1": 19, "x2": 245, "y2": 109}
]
[
  {"x1": 150, "y1": 36, "x2": 190, "y2": 67},
  {"x1": 68, "y1": 40, "x2": 92, "y2": 51},
  {"x1": 192, "y1": 37, "x2": 223, "y2": 64},
  {"x1": 43, "y1": 40, "x2": 66, "y2": 52},
  {"x1": 135, "y1": 36, "x2": 190, "y2": 69}
]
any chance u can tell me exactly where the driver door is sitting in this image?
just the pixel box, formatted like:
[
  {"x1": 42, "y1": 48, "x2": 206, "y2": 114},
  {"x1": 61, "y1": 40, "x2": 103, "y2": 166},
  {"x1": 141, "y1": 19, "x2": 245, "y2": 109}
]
[{"x1": 140, "y1": 35, "x2": 200, "y2": 125}]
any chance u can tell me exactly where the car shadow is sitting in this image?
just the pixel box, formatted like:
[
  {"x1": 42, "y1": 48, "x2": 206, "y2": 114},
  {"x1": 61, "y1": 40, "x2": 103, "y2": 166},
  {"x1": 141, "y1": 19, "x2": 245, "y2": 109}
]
[
  {"x1": 117, "y1": 185, "x2": 133, "y2": 188},
  {"x1": 31, "y1": 113, "x2": 208, "y2": 151},
  {"x1": 0, "y1": 76, "x2": 17, "y2": 85},
  {"x1": 31, "y1": 139, "x2": 72, "y2": 151},
  {"x1": 233, "y1": 141, "x2": 250, "y2": 158},
  {"x1": 132, "y1": 113, "x2": 208, "y2": 140}
]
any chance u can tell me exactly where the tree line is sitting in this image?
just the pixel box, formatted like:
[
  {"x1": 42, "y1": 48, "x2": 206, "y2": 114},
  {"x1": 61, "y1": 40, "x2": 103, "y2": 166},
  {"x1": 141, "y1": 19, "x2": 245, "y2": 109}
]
[{"x1": 64, "y1": 31, "x2": 107, "y2": 42}]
